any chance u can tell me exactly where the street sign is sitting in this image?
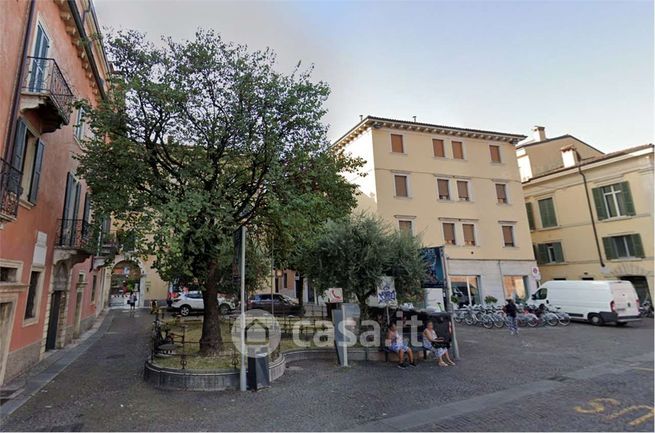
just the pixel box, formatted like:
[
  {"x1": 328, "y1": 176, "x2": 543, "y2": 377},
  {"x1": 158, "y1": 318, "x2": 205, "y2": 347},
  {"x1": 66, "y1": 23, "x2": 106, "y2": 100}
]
[
  {"x1": 325, "y1": 288, "x2": 343, "y2": 303},
  {"x1": 376, "y1": 276, "x2": 397, "y2": 306}
]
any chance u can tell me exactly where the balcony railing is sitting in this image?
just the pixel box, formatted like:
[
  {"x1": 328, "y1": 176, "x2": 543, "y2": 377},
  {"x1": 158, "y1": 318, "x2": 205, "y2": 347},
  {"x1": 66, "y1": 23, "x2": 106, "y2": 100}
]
[
  {"x1": 22, "y1": 57, "x2": 74, "y2": 126},
  {"x1": 56, "y1": 219, "x2": 93, "y2": 252},
  {"x1": 0, "y1": 157, "x2": 22, "y2": 219}
]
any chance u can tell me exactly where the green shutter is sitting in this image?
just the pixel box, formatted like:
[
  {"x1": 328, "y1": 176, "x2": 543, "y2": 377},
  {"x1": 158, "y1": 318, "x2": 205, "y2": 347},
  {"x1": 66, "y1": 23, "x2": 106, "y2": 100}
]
[
  {"x1": 592, "y1": 187, "x2": 607, "y2": 220},
  {"x1": 631, "y1": 234, "x2": 645, "y2": 258},
  {"x1": 620, "y1": 182, "x2": 635, "y2": 216},
  {"x1": 537, "y1": 244, "x2": 549, "y2": 264},
  {"x1": 11, "y1": 119, "x2": 27, "y2": 171},
  {"x1": 553, "y1": 242, "x2": 565, "y2": 263},
  {"x1": 28, "y1": 139, "x2": 44, "y2": 203},
  {"x1": 526, "y1": 202, "x2": 535, "y2": 230},
  {"x1": 539, "y1": 198, "x2": 558, "y2": 228},
  {"x1": 603, "y1": 237, "x2": 616, "y2": 260}
]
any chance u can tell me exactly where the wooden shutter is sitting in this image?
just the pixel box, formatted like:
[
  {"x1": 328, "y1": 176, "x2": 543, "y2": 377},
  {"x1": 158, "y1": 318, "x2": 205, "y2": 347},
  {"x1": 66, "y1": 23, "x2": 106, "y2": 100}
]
[
  {"x1": 71, "y1": 181, "x2": 81, "y2": 221},
  {"x1": 526, "y1": 202, "x2": 535, "y2": 230},
  {"x1": 630, "y1": 234, "x2": 644, "y2": 258},
  {"x1": 457, "y1": 181, "x2": 469, "y2": 200},
  {"x1": 28, "y1": 139, "x2": 44, "y2": 203},
  {"x1": 463, "y1": 224, "x2": 475, "y2": 245},
  {"x1": 489, "y1": 145, "x2": 501, "y2": 163},
  {"x1": 592, "y1": 187, "x2": 607, "y2": 220},
  {"x1": 553, "y1": 242, "x2": 565, "y2": 262},
  {"x1": 502, "y1": 226, "x2": 514, "y2": 246},
  {"x1": 394, "y1": 175, "x2": 408, "y2": 197},
  {"x1": 398, "y1": 220, "x2": 412, "y2": 234},
  {"x1": 620, "y1": 182, "x2": 635, "y2": 216},
  {"x1": 496, "y1": 184, "x2": 507, "y2": 203},
  {"x1": 443, "y1": 223, "x2": 456, "y2": 245},
  {"x1": 11, "y1": 119, "x2": 27, "y2": 171},
  {"x1": 62, "y1": 173, "x2": 74, "y2": 220},
  {"x1": 437, "y1": 179, "x2": 450, "y2": 199},
  {"x1": 82, "y1": 192, "x2": 91, "y2": 223},
  {"x1": 452, "y1": 141, "x2": 464, "y2": 159},
  {"x1": 391, "y1": 134, "x2": 404, "y2": 153},
  {"x1": 602, "y1": 237, "x2": 616, "y2": 260},
  {"x1": 537, "y1": 244, "x2": 548, "y2": 264},
  {"x1": 432, "y1": 139, "x2": 445, "y2": 157},
  {"x1": 539, "y1": 198, "x2": 557, "y2": 227}
]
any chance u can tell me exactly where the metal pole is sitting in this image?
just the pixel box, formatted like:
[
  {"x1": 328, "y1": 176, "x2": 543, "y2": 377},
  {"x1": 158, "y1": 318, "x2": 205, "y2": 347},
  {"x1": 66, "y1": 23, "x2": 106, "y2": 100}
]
[
  {"x1": 341, "y1": 303, "x2": 348, "y2": 367},
  {"x1": 239, "y1": 226, "x2": 247, "y2": 391},
  {"x1": 442, "y1": 251, "x2": 460, "y2": 359}
]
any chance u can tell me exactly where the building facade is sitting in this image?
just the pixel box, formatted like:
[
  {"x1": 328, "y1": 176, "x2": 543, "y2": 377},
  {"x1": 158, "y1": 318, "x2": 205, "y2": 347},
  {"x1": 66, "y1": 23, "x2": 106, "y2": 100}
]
[
  {"x1": 519, "y1": 128, "x2": 654, "y2": 304},
  {"x1": 337, "y1": 116, "x2": 538, "y2": 305},
  {"x1": 0, "y1": 0, "x2": 111, "y2": 385}
]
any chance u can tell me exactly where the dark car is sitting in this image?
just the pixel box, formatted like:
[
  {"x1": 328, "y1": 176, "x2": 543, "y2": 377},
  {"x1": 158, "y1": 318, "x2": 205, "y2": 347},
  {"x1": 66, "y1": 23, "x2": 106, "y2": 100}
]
[{"x1": 247, "y1": 294, "x2": 302, "y2": 316}]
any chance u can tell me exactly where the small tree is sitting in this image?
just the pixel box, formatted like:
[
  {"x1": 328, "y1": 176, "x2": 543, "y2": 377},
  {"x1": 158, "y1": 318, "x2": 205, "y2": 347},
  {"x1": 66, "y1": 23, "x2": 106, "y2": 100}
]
[
  {"x1": 300, "y1": 214, "x2": 427, "y2": 316},
  {"x1": 484, "y1": 295, "x2": 498, "y2": 305}
]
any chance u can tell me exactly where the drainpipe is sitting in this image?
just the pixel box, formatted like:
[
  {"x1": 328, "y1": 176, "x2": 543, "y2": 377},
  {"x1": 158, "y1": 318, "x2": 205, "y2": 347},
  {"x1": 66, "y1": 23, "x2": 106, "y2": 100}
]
[
  {"x1": 4, "y1": 0, "x2": 36, "y2": 161},
  {"x1": 67, "y1": 0, "x2": 106, "y2": 100},
  {"x1": 575, "y1": 150, "x2": 605, "y2": 269}
]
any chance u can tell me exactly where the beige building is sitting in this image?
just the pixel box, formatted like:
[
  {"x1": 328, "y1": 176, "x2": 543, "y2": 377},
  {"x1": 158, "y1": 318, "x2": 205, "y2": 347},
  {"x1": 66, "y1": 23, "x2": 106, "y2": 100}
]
[
  {"x1": 336, "y1": 116, "x2": 538, "y2": 304},
  {"x1": 518, "y1": 127, "x2": 654, "y2": 303}
]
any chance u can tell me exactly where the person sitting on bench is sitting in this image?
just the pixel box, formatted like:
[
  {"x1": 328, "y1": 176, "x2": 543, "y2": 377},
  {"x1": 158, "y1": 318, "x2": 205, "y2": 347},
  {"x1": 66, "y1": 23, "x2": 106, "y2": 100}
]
[
  {"x1": 386, "y1": 322, "x2": 416, "y2": 369},
  {"x1": 423, "y1": 321, "x2": 456, "y2": 366}
]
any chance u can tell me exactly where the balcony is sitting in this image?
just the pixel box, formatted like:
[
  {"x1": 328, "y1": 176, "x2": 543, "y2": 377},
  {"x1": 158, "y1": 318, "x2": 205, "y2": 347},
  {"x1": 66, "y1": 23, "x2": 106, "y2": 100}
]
[
  {"x1": 54, "y1": 219, "x2": 94, "y2": 265},
  {"x1": 21, "y1": 57, "x2": 74, "y2": 133},
  {"x1": 0, "y1": 157, "x2": 22, "y2": 221}
]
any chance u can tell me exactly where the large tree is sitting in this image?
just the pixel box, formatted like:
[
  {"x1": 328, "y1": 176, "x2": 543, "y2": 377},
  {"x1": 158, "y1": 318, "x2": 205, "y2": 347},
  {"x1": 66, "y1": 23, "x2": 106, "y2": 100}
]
[
  {"x1": 299, "y1": 214, "x2": 428, "y2": 316},
  {"x1": 76, "y1": 30, "x2": 361, "y2": 355}
]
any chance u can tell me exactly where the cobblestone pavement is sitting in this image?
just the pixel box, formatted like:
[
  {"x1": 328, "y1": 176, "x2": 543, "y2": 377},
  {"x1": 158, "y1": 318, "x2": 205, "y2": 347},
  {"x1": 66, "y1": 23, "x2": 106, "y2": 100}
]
[{"x1": 0, "y1": 310, "x2": 652, "y2": 432}]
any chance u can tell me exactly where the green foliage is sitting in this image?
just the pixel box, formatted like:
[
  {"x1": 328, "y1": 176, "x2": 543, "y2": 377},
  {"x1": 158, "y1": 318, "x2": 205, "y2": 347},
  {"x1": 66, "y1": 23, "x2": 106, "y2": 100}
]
[
  {"x1": 299, "y1": 214, "x2": 427, "y2": 312},
  {"x1": 484, "y1": 295, "x2": 498, "y2": 305},
  {"x1": 75, "y1": 29, "x2": 361, "y2": 351}
]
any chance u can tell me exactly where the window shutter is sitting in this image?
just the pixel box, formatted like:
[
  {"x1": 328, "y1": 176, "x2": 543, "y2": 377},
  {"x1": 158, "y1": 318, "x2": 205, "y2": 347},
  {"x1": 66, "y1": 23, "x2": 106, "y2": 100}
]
[
  {"x1": 553, "y1": 242, "x2": 564, "y2": 263},
  {"x1": 452, "y1": 141, "x2": 464, "y2": 159},
  {"x1": 432, "y1": 139, "x2": 445, "y2": 157},
  {"x1": 526, "y1": 203, "x2": 535, "y2": 230},
  {"x1": 394, "y1": 175, "x2": 408, "y2": 197},
  {"x1": 72, "y1": 182, "x2": 81, "y2": 221},
  {"x1": 63, "y1": 173, "x2": 74, "y2": 220},
  {"x1": 602, "y1": 237, "x2": 616, "y2": 260},
  {"x1": 11, "y1": 119, "x2": 28, "y2": 171},
  {"x1": 537, "y1": 244, "x2": 548, "y2": 264},
  {"x1": 457, "y1": 181, "x2": 469, "y2": 200},
  {"x1": 592, "y1": 187, "x2": 607, "y2": 220},
  {"x1": 391, "y1": 134, "x2": 404, "y2": 153},
  {"x1": 620, "y1": 182, "x2": 635, "y2": 216},
  {"x1": 489, "y1": 145, "x2": 501, "y2": 163},
  {"x1": 28, "y1": 139, "x2": 44, "y2": 203},
  {"x1": 82, "y1": 192, "x2": 91, "y2": 223},
  {"x1": 631, "y1": 234, "x2": 645, "y2": 258},
  {"x1": 539, "y1": 198, "x2": 558, "y2": 228}
]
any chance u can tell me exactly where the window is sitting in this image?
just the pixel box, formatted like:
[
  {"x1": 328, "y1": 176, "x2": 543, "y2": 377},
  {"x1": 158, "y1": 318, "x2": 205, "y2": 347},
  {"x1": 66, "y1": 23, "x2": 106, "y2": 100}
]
[
  {"x1": 592, "y1": 182, "x2": 635, "y2": 220},
  {"x1": 443, "y1": 223, "x2": 456, "y2": 245},
  {"x1": 398, "y1": 220, "x2": 413, "y2": 235},
  {"x1": 526, "y1": 202, "x2": 535, "y2": 230},
  {"x1": 452, "y1": 141, "x2": 464, "y2": 159},
  {"x1": 603, "y1": 234, "x2": 645, "y2": 259},
  {"x1": 456, "y1": 180, "x2": 470, "y2": 201},
  {"x1": 489, "y1": 145, "x2": 502, "y2": 163},
  {"x1": 432, "y1": 139, "x2": 445, "y2": 157},
  {"x1": 533, "y1": 288, "x2": 547, "y2": 300},
  {"x1": 28, "y1": 24, "x2": 50, "y2": 91},
  {"x1": 450, "y1": 276, "x2": 480, "y2": 305},
  {"x1": 390, "y1": 134, "x2": 404, "y2": 153},
  {"x1": 394, "y1": 174, "x2": 409, "y2": 197},
  {"x1": 74, "y1": 107, "x2": 85, "y2": 141},
  {"x1": 503, "y1": 276, "x2": 527, "y2": 301},
  {"x1": 538, "y1": 197, "x2": 558, "y2": 228},
  {"x1": 437, "y1": 179, "x2": 450, "y2": 200},
  {"x1": 536, "y1": 242, "x2": 564, "y2": 264},
  {"x1": 463, "y1": 224, "x2": 476, "y2": 246},
  {"x1": 91, "y1": 275, "x2": 97, "y2": 302},
  {"x1": 25, "y1": 271, "x2": 40, "y2": 319},
  {"x1": 502, "y1": 225, "x2": 515, "y2": 247},
  {"x1": 495, "y1": 184, "x2": 508, "y2": 204},
  {"x1": 12, "y1": 119, "x2": 44, "y2": 204},
  {"x1": 0, "y1": 267, "x2": 18, "y2": 282}
]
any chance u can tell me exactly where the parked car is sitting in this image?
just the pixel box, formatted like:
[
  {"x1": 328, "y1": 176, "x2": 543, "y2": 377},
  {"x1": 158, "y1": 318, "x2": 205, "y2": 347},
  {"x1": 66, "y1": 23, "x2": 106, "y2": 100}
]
[
  {"x1": 531, "y1": 280, "x2": 641, "y2": 326},
  {"x1": 247, "y1": 293, "x2": 302, "y2": 316},
  {"x1": 170, "y1": 290, "x2": 236, "y2": 316}
]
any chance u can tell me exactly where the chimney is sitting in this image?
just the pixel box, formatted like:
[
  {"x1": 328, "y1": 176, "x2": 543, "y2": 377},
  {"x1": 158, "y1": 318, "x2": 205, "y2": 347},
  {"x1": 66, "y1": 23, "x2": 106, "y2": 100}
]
[
  {"x1": 532, "y1": 125, "x2": 546, "y2": 142},
  {"x1": 561, "y1": 144, "x2": 578, "y2": 168}
]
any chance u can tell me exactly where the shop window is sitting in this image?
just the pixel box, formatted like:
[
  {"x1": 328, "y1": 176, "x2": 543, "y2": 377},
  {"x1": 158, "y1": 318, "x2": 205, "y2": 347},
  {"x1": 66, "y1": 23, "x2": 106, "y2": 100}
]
[
  {"x1": 457, "y1": 180, "x2": 470, "y2": 201},
  {"x1": 450, "y1": 275, "x2": 480, "y2": 306},
  {"x1": 398, "y1": 220, "x2": 413, "y2": 235},
  {"x1": 503, "y1": 275, "x2": 527, "y2": 301}
]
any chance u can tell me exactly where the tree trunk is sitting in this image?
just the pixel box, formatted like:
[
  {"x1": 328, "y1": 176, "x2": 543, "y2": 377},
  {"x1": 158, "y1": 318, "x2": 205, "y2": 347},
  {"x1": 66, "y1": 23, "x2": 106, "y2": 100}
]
[{"x1": 199, "y1": 262, "x2": 223, "y2": 356}]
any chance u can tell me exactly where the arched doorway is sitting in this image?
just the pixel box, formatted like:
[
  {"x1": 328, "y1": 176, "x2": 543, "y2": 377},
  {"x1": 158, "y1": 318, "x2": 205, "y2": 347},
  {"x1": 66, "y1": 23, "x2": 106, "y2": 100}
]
[{"x1": 109, "y1": 260, "x2": 142, "y2": 307}]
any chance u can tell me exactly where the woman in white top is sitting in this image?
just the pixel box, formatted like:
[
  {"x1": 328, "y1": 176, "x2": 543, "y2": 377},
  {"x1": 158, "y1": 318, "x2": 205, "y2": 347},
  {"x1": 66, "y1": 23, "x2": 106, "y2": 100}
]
[{"x1": 423, "y1": 321, "x2": 455, "y2": 366}]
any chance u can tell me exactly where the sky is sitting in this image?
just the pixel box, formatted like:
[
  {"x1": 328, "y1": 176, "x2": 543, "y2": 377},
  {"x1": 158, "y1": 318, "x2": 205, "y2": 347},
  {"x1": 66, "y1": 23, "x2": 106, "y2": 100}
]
[{"x1": 94, "y1": 0, "x2": 654, "y2": 152}]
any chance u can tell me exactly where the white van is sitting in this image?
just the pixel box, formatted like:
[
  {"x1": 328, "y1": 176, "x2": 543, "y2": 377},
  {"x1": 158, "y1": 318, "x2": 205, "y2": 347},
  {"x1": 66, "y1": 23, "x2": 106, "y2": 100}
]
[{"x1": 531, "y1": 280, "x2": 641, "y2": 326}]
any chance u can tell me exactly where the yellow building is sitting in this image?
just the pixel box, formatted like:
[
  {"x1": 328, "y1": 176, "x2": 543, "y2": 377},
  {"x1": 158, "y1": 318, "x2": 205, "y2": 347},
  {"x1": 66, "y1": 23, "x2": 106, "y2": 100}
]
[
  {"x1": 518, "y1": 127, "x2": 654, "y2": 303},
  {"x1": 336, "y1": 116, "x2": 538, "y2": 304}
]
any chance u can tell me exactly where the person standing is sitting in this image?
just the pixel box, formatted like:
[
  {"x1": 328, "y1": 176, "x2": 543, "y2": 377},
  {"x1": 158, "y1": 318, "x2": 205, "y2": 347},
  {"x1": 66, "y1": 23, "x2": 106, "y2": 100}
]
[
  {"x1": 129, "y1": 291, "x2": 137, "y2": 315},
  {"x1": 504, "y1": 298, "x2": 518, "y2": 335}
]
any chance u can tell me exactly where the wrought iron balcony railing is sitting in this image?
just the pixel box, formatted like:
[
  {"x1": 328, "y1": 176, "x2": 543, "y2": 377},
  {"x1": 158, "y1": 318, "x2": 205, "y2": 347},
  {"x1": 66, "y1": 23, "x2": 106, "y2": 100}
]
[
  {"x1": 56, "y1": 218, "x2": 93, "y2": 252},
  {"x1": 0, "y1": 157, "x2": 23, "y2": 219},
  {"x1": 22, "y1": 57, "x2": 74, "y2": 126}
]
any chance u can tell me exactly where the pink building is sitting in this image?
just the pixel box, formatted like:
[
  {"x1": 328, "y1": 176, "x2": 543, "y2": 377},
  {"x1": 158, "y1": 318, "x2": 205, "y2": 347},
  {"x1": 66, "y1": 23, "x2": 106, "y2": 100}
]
[{"x1": 0, "y1": 0, "x2": 111, "y2": 385}]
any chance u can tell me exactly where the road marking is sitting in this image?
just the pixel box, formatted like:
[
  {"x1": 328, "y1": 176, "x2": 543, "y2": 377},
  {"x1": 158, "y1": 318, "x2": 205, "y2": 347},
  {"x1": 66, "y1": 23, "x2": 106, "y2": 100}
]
[
  {"x1": 575, "y1": 398, "x2": 620, "y2": 414},
  {"x1": 575, "y1": 399, "x2": 655, "y2": 427},
  {"x1": 605, "y1": 405, "x2": 655, "y2": 426}
]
